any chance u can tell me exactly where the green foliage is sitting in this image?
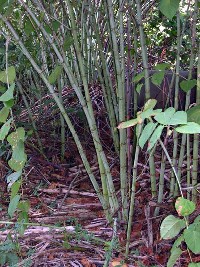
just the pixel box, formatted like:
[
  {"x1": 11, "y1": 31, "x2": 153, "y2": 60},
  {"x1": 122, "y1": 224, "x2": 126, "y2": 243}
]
[
  {"x1": 0, "y1": 66, "x2": 16, "y2": 83},
  {"x1": 187, "y1": 105, "x2": 200, "y2": 124},
  {"x1": 160, "y1": 197, "x2": 200, "y2": 266},
  {"x1": 160, "y1": 215, "x2": 185, "y2": 239},
  {"x1": 159, "y1": 0, "x2": 180, "y2": 20},
  {"x1": 48, "y1": 65, "x2": 63, "y2": 85},
  {"x1": 180, "y1": 79, "x2": 197, "y2": 93},
  {"x1": 0, "y1": 238, "x2": 19, "y2": 266},
  {"x1": 175, "y1": 197, "x2": 195, "y2": 216},
  {"x1": 118, "y1": 99, "x2": 200, "y2": 151}
]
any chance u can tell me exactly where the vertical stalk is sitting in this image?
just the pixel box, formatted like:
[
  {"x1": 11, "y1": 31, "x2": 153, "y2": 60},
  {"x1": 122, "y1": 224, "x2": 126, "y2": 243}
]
[
  {"x1": 106, "y1": 0, "x2": 127, "y2": 220},
  {"x1": 192, "y1": 42, "x2": 200, "y2": 202},
  {"x1": 135, "y1": 0, "x2": 156, "y2": 200},
  {"x1": 125, "y1": 124, "x2": 142, "y2": 257}
]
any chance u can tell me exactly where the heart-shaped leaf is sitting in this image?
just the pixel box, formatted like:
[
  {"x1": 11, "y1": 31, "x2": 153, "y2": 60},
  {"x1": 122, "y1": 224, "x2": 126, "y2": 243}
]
[
  {"x1": 180, "y1": 79, "x2": 197, "y2": 93},
  {"x1": 159, "y1": 0, "x2": 180, "y2": 20}
]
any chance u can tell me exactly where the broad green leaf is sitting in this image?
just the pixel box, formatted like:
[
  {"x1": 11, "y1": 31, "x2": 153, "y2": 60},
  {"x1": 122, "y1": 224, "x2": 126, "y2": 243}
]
[
  {"x1": 18, "y1": 200, "x2": 30, "y2": 212},
  {"x1": 0, "y1": 106, "x2": 9, "y2": 122},
  {"x1": 6, "y1": 170, "x2": 22, "y2": 189},
  {"x1": 136, "y1": 83, "x2": 143, "y2": 93},
  {"x1": 0, "y1": 118, "x2": 12, "y2": 140},
  {"x1": 0, "y1": 83, "x2": 15, "y2": 102},
  {"x1": 151, "y1": 71, "x2": 165, "y2": 86},
  {"x1": 133, "y1": 71, "x2": 144, "y2": 83},
  {"x1": 180, "y1": 79, "x2": 197, "y2": 93},
  {"x1": 48, "y1": 65, "x2": 63, "y2": 84},
  {"x1": 187, "y1": 105, "x2": 200, "y2": 124},
  {"x1": 176, "y1": 122, "x2": 200, "y2": 134},
  {"x1": 148, "y1": 125, "x2": 164, "y2": 151},
  {"x1": 139, "y1": 122, "x2": 158, "y2": 149},
  {"x1": 8, "y1": 154, "x2": 27, "y2": 171},
  {"x1": 175, "y1": 197, "x2": 195, "y2": 216},
  {"x1": 17, "y1": 211, "x2": 29, "y2": 235},
  {"x1": 7, "y1": 127, "x2": 25, "y2": 147},
  {"x1": 172, "y1": 234, "x2": 184, "y2": 249},
  {"x1": 184, "y1": 226, "x2": 200, "y2": 254},
  {"x1": 170, "y1": 111, "x2": 187, "y2": 125},
  {"x1": 118, "y1": 118, "x2": 138, "y2": 129},
  {"x1": 154, "y1": 107, "x2": 176, "y2": 125},
  {"x1": 12, "y1": 140, "x2": 26, "y2": 161},
  {"x1": 193, "y1": 215, "x2": 200, "y2": 225},
  {"x1": 11, "y1": 179, "x2": 21, "y2": 198},
  {"x1": 140, "y1": 108, "x2": 162, "y2": 120},
  {"x1": 4, "y1": 99, "x2": 14, "y2": 108},
  {"x1": 160, "y1": 215, "x2": 186, "y2": 239},
  {"x1": 167, "y1": 247, "x2": 182, "y2": 267},
  {"x1": 0, "y1": 66, "x2": 16, "y2": 83},
  {"x1": 189, "y1": 263, "x2": 200, "y2": 267},
  {"x1": 159, "y1": 0, "x2": 180, "y2": 20},
  {"x1": 143, "y1": 99, "x2": 157, "y2": 111},
  {"x1": 154, "y1": 63, "x2": 170, "y2": 70},
  {"x1": 8, "y1": 194, "x2": 21, "y2": 218}
]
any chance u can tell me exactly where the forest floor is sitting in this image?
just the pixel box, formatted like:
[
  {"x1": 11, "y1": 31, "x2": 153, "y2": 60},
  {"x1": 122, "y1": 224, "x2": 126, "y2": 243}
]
[{"x1": 0, "y1": 120, "x2": 200, "y2": 267}]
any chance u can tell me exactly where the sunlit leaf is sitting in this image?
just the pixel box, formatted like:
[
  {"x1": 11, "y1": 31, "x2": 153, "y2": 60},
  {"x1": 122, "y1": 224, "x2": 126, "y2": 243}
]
[
  {"x1": 167, "y1": 247, "x2": 182, "y2": 267},
  {"x1": 188, "y1": 263, "x2": 200, "y2": 267},
  {"x1": 175, "y1": 197, "x2": 195, "y2": 216},
  {"x1": 0, "y1": 66, "x2": 16, "y2": 83},
  {"x1": 154, "y1": 107, "x2": 175, "y2": 125},
  {"x1": 184, "y1": 225, "x2": 200, "y2": 254},
  {"x1": 176, "y1": 122, "x2": 200, "y2": 134},
  {"x1": 139, "y1": 122, "x2": 158, "y2": 149},
  {"x1": 0, "y1": 107, "x2": 9, "y2": 122},
  {"x1": 148, "y1": 125, "x2": 164, "y2": 150},
  {"x1": 0, "y1": 83, "x2": 15, "y2": 102},
  {"x1": 143, "y1": 99, "x2": 157, "y2": 111},
  {"x1": 6, "y1": 170, "x2": 22, "y2": 189},
  {"x1": 8, "y1": 154, "x2": 27, "y2": 172},
  {"x1": 0, "y1": 118, "x2": 12, "y2": 140},
  {"x1": 160, "y1": 215, "x2": 186, "y2": 239},
  {"x1": 7, "y1": 127, "x2": 25, "y2": 147},
  {"x1": 170, "y1": 111, "x2": 187, "y2": 125},
  {"x1": 118, "y1": 118, "x2": 138, "y2": 129}
]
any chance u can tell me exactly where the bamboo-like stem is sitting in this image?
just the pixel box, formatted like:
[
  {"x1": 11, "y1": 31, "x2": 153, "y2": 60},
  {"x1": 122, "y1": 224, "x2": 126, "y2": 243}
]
[
  {"x1": 66, "y1": 0, "x2": 118, "y2": 212},
  {"x1": 18, "y1": 0, "x2": 119, "y2": 213},
  {"x1": 169, "y1": 11, "x2": 181, "y2": 196},
  {"x1": 125, "y1": 124, "x2": 142, "y2": 257},
  {"x1": 58, "y1": 75, "x2": 65, "y2": 162},
  {"x1": 135, "y1": 0, "x2": 156, "y2": 200},
  {"x1": 106, "y1": 0, "x2": 127, "y2": 220},
  {"x1": 192, "y1": 42, "x2": 200, "y2": 202},
  {"x1": 0, "y1": 14, "x2": 113, "y2": 221}
]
